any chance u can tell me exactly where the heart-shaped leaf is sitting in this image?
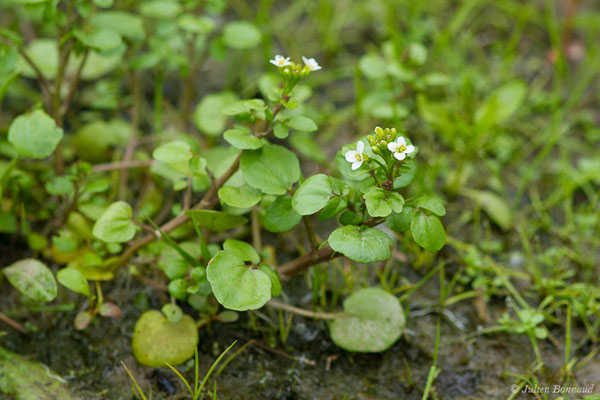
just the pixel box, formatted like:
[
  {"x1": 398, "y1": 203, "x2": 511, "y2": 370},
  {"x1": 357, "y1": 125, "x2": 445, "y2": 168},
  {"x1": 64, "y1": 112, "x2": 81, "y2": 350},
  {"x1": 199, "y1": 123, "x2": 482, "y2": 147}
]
[
  {"x1": 92, "y1": 201, "x2": 137, "y2": 243},
  {"x1": 330, "y1": 288, "x2": 405, "y2": 352},
  {"x1": 328, "y1": 225, "x2": 392, "y2": 263},
  {"x1": 223, "y1": 239, "x2": 260, "y2": 264},
  {"x1": 3, "y1": 259, "x2": 57, "y2": 302},
  {"x1": 207, "y1": 251, "x2": 271, "y2": 311}
]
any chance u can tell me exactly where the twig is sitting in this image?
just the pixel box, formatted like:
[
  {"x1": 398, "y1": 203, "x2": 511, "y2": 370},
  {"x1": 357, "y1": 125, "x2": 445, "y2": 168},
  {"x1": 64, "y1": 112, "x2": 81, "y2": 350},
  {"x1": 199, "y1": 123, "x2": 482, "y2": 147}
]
[
  {"x1": 0, "y1": 311, "x2": 28, "y2": 334},
  {"x1": 59, "y1": 48, "x2": 89, "y2": 116},
  {"x1": 268, "y1": 300, "x2": 340, "y2": 319},
  {"x1": 92, "y1": 159, "x2": 154, "y2": 173},
  {"x1": 17, "y1": 46, "x2": 51, "y2": 105},
  {"x1": 278, "y1": 245, "x2": 339, "y2": 278}
]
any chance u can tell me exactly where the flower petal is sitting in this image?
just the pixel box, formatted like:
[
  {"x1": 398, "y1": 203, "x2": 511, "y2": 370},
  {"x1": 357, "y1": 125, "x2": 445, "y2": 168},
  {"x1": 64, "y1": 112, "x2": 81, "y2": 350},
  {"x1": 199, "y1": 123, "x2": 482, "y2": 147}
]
[
  {"x1": 405, "y1": 145, "x2": 415, "y2": 154},
  {"x1": 397, "y1": 136, "x2": 406, "y2": 146},
  {"x1": 356, "y1": 140, "x2": 364, "y2": 153},
  {"x1": 351, "y1": 160, "x2": 363, "y2": 170},
  {"x1": 394, "y1": 152, "x2": 406, "y2": 161},
  {"x1": 269, "y1": 59, "x2": 279, "y2": 66},
  {"x1": 345, "y1": 150, "x2": 358, "y2": 163},
  {"x1": 387, "y1": 142, "x2": 398, "y2": 152}
]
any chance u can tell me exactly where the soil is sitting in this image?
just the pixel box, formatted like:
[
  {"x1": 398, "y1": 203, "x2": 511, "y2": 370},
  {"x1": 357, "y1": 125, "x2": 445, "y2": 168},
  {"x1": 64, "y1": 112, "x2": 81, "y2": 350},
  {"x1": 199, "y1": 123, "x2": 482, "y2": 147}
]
[{"x1": 2, "y1": 246, "x2": 599, "y2": 400}]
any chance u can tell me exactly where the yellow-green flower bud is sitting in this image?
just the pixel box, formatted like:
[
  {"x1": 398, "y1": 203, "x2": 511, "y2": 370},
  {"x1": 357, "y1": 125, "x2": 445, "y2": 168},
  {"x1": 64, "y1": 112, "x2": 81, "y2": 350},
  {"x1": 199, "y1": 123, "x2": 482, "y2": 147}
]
[
  {"x1": 371, "y1": 146, "x2": 380, "y2": 154},
  {"x1": 375, "y1": 126, "x2": 384, "y2": 136},
  {"x1": 367, "y1": 135, "x2": 376, "y2": 146}
]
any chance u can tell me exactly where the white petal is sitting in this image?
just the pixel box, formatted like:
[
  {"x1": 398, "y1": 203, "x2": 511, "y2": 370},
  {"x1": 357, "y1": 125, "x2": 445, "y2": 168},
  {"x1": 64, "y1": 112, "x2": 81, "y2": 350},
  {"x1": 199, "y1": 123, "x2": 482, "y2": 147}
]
[
  {"x1": 397, "y1": 136, "x2": 406, "y2": 146},
  {"x1": 356, "y1": 140, "x2": 364, "y2": 153},
  {"x1": 405, "y1": 144, "x2": 415, "y2": 154},
  {"x1": 269, "y1": 59, "x2": 279, "y2": 66},
  {"x1": 345, "y1": 150, "x2": 358, "y2": 163},
  {"x1": 351, "y1": 160, "x2": 363, "y2": 170},
  {"x1": 302, "y1": 56, "x2": 309, "y2": 64},
  {"x1": 394, "y1": 152, "x2": 406, "y2": 161},
  {"x1": 387, "y1": 142, "x2": 398, "y2": 152}
]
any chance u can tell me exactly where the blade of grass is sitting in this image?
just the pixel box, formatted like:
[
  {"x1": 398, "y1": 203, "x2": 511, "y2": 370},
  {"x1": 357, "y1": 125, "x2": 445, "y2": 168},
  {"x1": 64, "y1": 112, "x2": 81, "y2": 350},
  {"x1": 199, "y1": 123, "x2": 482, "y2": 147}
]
[
  {"x1": 197, "y1": 341, "x2": 237, "y2": 396},
  {"x1": 120, "y1": 361, "x2": 148, "y2": 400},
  {"x1": 164, "y1": 362, "x2": 194, "y2": 397}
]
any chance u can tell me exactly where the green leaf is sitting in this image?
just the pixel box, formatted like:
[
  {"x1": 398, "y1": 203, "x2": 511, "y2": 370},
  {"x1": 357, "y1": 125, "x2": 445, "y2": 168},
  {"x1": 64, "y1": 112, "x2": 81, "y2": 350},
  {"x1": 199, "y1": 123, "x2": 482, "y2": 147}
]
[
  {"x1": 153, "y1": 141, "x2": 192, "y2": 164},
  {"x1": 132, "y1": 310, "x2": 198, "y2": 367},
  {"x1": 56, "y1": 268, "x2": 90, "y2": 297},
  {"x1": 474, "y1": 81, "x2": 526, "y2": 126},
  {"x1": 328, "y1": 226, "x2": 392, "y2": 263},
  {"x1": 222, "y1": 21, "x2": 261, "y2": 49},
  {"x1": 273, "y1": 122, "x2": 288, "y2": 139},
  {"x1": 262, "y1": 197, "x2": 302, "y2": 233},
  {"x1": 207, "y1": 251, "x2": 271, "y2": 311},
  {"x1": 8, "y1": 110, "x2": 63, "y2": 159},
  {"x1": 74, "y1": 28, "x2": 122, "y2": 52},
  {"x1": 240, "y1": 144, "x2": 300, "y2": 195},
  {"x1": 139, "y1": 0, "x2": 182, "y2": 18},
  {"x1": 218, "y1": 185, "x2": 262, "y2": 208},
  {"x1": 462, "y1": 189, "x2": 512, "y2": 231},
  {"x1": 185, "y1": 210, "x2": 248, "y2": 232},
  {"x1": 410, "y1": 213, "x2": 445, "y2": 252},
  {"x1": 330, "y1": 288, "x2": 404, "y2": 352},
  {"x1": 291, "y1": 174, "x2": 333, "y2": 215},
  {"x1": 90, "y1": 11, "x2": 144, "y2": 41},
  {"x1": 259, "y1": 264, "x2": 281, "y2": 297},
  {"x1": 358, "y1": 54, "x2": 388, "y2": 79},
  {"x1": 386, "y1": 207, "x2": 415, "y2": 233},
  {"x1": 415, "y1": 196, "x2": 446, "y2": 216},
  {"x1": 161, "y1": 303, "x2": 183, "y2": 323},
  {"x1": 3, "y1": 259, "x2": 57, "y2": 302},
  {"x1": 223, "y1": 129, "x2": 263, "y2": 150},
  {"x1": 363, "y1": 188, "x2": 404, "y2": 217},
  {"x1": 93, "y1": 0, "x2": 114, "y2": 7},
  {"x1": 317, "y1": 197, "x2": 347, "y2": 221},
  {"x1": 286, "y1": 115, "x2": 317, "y2": 132},
  {"x1": 92, "y1": 201, "x2": 137, "y2": 243},
  {"x1": 223, "y1": 239, "x2": 260, "y2": 264},
  {"x1": 45, "y1": 176, "x2": 74, "y2": 196},
  {"x1": 194, "y1": 92, "x2": 237, "y2": 136}
]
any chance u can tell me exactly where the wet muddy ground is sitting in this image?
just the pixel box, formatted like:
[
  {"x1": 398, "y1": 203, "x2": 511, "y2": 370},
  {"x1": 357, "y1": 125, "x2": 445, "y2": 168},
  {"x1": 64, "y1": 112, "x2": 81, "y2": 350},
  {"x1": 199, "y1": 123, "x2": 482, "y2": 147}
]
[{"x1": 2, "y1": 245, "x2": 599, "y2": 400}]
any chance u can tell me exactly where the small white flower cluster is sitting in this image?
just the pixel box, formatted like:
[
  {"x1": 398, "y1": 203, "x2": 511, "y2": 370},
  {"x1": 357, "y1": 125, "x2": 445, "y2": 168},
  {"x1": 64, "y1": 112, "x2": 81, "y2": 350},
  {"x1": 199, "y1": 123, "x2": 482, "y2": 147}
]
[
  {"x1": 269, "y1": 55, "x2": 322, "y2": 71},
  {"x1": 344, "y1": 136, "x2": 415, "y2": 170}
]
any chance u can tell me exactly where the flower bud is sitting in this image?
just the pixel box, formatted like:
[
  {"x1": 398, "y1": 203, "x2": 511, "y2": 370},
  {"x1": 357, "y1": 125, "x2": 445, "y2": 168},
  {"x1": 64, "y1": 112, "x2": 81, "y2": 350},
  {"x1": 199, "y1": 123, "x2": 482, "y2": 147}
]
[
  {"x1": 371, "y1": 146, "x2": 380, "y2": 154},
  {"x1": 367, "y1": 135, "x2": 376, "y2": 146},
  {"x1": 375, "y1": 126, "x2": 384, "y2": 136}
]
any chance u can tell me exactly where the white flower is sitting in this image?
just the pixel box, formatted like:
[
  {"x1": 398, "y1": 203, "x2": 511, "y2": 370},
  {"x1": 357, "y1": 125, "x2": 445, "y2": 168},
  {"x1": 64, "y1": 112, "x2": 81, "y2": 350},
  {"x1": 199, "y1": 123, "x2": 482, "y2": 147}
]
[
  {"x1": 344, "y1": 141, "x2": 366, "y2": 170},
  {"x1": 302, "y1": 56, "x2": 322, "y2": 71},
  {"x1": 387, "y1": 136, "x2": 415, "y2": 161},
  {"x1": 270, "y1": 55, "x2": 291, "y2": 67}
]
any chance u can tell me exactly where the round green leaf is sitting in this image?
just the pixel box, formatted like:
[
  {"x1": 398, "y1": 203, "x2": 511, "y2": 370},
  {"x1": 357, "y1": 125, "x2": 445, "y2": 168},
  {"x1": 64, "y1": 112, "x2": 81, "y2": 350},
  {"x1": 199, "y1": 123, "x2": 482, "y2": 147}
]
[
  {"x1": 358, "y1": 54, "x2": 388, "y2": 79},
  {"x1": 262, "y1": 196, "x2": 302, "y2": 233},
  {"x1": 207, "y1": 251, "x2": 271, "y2": 311},
  {"x1": 259, "y1": 264, "x2": 281, "y2": 297},
  {"x1": 3, "y1": 259, "x2": 57, "y2": 302},
  {"x1": 8, "y1": 110, "x2": 63, "y2": 159},
  {"x1": 364, "y1": 188, "x2": 404, "y2": 217},
  {"x1": 223, "y1": 239, "x2": 260, "y2": 264},
  {"x1": 286, "y1": 115, "x2": 317, "y2": 132},
  {"x1": 291, "y1": 174, "x2": 333, "y2": 215},
  {"x1": 328, "y1": 225, "x2": 392, "y2": 263},
  {"x1": 415, "y1": 196, "x2": 446, "y2": 216},
  {"x1": 410, "y1": 213, "x2": 445, "y2": 252},
  {"x1": 223, "y1": 129, "x2": 263, "y2": 150},
  {"x1": 132, "y1": 310, "x2": 198, "y2": 367},
  {"x1": 90, "y1": 11, "x2": 145, "y2": 41},
  {"x1": 152, "y1": 141, "x2": 192, "y2": 164},
  {"x1": 74, "y1": 28, "x2": 122, "y2": 52},
  {"x1": 330, "y1": 288, "x2": 404, "y2": 352},
  {"x1": 222, "y1": 21, "x2": 261, "y2": 49},
  {"x1": 92, "y1": 201, "x2": 136, "y2": 243},
  {"x1": 218, "y1": 185, "x2": 262, "y2": 208},
  {"x1": 139, "y1": 0, "x2": 181, "y2": 18},
  {"x1": 194, "y1": 92, "x2": 237, "y2": 135},
  {"x1": 56, "y1": 268, "x2": 90, "y2": 297},
  {"x1": 185, "y1": 210, "x2": 248, "y2": 232},
  {"x1": 161, "y1": 303, "x2": 183, "y2": 323},
  {"x1": 386, "y1": 207, "x2": 415, "y2": 233},
  {"x1": 241, "y1": 144, "x2": 300, "y2": 195}
]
